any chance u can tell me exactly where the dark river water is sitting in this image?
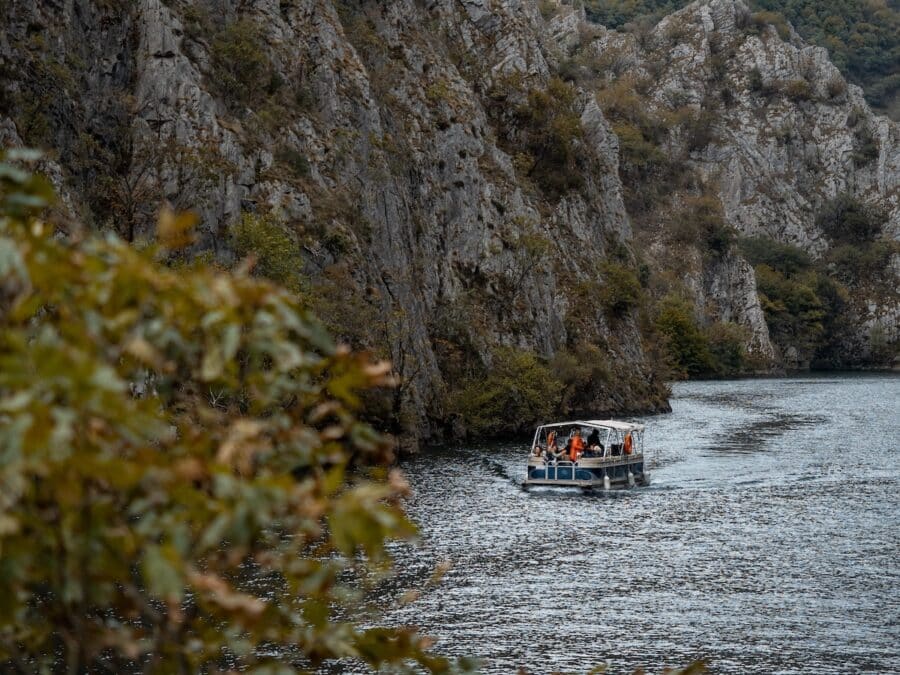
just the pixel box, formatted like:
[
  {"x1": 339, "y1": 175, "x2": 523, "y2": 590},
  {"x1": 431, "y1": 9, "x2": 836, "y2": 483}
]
[{"x1": 382, "y1": 374, "x2": 900, "y2": 674}]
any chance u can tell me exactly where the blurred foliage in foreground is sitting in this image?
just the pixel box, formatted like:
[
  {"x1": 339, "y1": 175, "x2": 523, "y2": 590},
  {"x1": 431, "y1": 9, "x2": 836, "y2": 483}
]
[{"x1": 0, "y1": 150, "x2": 465, "y2": 673}]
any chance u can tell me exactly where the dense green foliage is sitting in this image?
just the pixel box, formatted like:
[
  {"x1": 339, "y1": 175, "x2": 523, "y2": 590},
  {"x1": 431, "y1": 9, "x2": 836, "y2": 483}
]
[
  {"x1": 599, "y1": 261, "x2": 643, "y2": 317},
  {"x1": 583, "y1": 0, "x2": 900, "y2": 117},
  {"x1": 814, "y1": 197, "x2": 898, "y2": 326},
  {"x1": 584, "y1": 0, "x2": 684, "y2": 29},
  {"x1": 739, "y1": 236, "x2": 846, "y2": 366},
  {"x1": 706, "y1": 321, "x2": 751, "y2": 375},
  {"x1": 816, "y1": 193, "x2": 886, "y2": 246},
  {"x1": 0, "y1": 153, "x2": 464, "y2": 673},
  {"x1": 670, "y1": 195, "x2": 735, "y2": 255},
  {"x1": 738, "y1": 235, "x2": 813, "y2": 276},
  {"x1": 741, "y1": 222, "x2": 899, "y2": 368},
  {"x1": 485, "y1": 75, "x2": 588, "y2": 200},
  {"x1": 446, "y1": 339, "x2": 667, "y2": 436},
  {"x1": 513, "y1": 77, "x2": 587, "y2": 200},
  {"x1": 654, "y1": 295, "x2": 714, "y2": 377},
  {"x1": 449, "y1": 347, "x2": 558, "y2": 435},
  {"x1": 654, "y1": 295, "x2": 753, "y2": 378},
  {"x1": 210, "y1": 19, "x2": 274, "y2": 105},
  {"x1": 230, "y1": 211, "x2": 303, "y2": 290},
  {"x1": 753, "y1": 263, "x2": 829, "y2": 359},
  {"x1": 597, "y1": 77, "x2": 670, "y2": 177}
]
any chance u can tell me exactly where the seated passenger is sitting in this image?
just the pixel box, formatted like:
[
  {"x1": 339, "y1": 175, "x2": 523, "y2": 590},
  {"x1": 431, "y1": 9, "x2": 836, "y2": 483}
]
[
  {"x1": 569, "y1": 430, "x2": 585, "y2": 462},
  {"x1": 542, "y1": 441, "x2": 564, "y2": 463},
  {"x1": 585, "y1": 428, "x2": 603, "y2": 456},
  {"x1": 544, "y1": 432, "x2": 558, "y2": 459}
]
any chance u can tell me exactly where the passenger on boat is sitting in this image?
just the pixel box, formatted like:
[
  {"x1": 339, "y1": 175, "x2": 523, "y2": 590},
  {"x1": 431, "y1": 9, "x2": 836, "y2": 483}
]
[
  {"x1": 545, "y1": 431, "x2": 558, "y2": 459},
  {"x1": 586, "y1": 428, "x2": 603, "y2": 456},
  {"x1": 569, "y1": 430, "x2": 585, "y2": 462},
  {"x1": 543, "y1": 431, "x2": 565, "y2": 463}
]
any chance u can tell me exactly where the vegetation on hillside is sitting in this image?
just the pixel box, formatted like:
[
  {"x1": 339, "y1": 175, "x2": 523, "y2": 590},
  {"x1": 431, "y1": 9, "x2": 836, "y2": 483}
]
[
  {"x1": 558, "y1": 3, "x2": 898, "y2": 375},
  {"x1": 583, "y1": 0, "x2": 900, "y2": 118},
  {"x1": 485, "y1": 75, "x2": 589, "y2": 201},
  {"x1": 739, "y1": 202, "x2": 899, "y2": 369},
  {"x1": 0, "y1": 151, "x2": 465, "y2": 672},
  {"x1": 653, "y1": 294, "x2": 756, "y2": 378},
  {"x1": 0, "y1": 151, "x2": 713, "y2": 673},
  {"x1": 753, "y1": 0, "x2": 900, "y2": 116}
]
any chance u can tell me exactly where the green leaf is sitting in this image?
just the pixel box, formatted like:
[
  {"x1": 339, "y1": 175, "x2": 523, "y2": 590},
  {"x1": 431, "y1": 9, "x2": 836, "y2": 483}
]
[
  {"x1": 0, "y1": 163, "x2": 30, "y2": 184},
  {"x1": 4, "y1": 148, "x2": 43, "y2": 162},
  {"x1": 0, "y1": 236, "x2": 28, "y2": 282},
  {"x1": 142, "y1": 545, "x2": 184, "y2": 602}
]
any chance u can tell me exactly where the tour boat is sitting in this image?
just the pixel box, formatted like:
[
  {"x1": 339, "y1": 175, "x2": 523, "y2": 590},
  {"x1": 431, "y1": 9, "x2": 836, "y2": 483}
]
[{"x1": 523, "y1": 420, "x2": 649, "y2": 489}]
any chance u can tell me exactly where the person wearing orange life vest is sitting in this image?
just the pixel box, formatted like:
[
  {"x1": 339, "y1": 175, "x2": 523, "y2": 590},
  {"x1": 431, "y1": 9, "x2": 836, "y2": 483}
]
[
  {"x1": 569, "y1": 429, "x2": 585, "y2": 462},
  {"x1": 544, "y1": 430, "x2": 562, "y2": 462},
  {"x1": 623, "y1": 432, "x2": 633, "y2": 455}
]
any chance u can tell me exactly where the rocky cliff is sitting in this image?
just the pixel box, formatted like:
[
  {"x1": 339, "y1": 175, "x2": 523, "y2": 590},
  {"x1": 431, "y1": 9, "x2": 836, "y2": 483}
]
[
  {"x1": 0, "y1": 0, "x2": 672, "y2": 444},
  {"x1": 564, "y1": 0, "x2": 899, "y2": 367},
  {"x1": 1, "y1": 0, "x2": 897, "y2": 443}
]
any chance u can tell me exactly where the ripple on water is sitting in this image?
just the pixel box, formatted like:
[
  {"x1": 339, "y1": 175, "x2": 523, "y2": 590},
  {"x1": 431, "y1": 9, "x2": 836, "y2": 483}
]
[{"x1": 369, "y1": 374, "x2": 900, "y2": 674}]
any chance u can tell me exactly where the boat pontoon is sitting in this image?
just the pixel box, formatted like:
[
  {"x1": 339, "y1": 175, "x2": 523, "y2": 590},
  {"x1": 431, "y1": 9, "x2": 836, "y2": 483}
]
[{"x1": 523, "y1": 420, "x2": 649, "y2": 489}]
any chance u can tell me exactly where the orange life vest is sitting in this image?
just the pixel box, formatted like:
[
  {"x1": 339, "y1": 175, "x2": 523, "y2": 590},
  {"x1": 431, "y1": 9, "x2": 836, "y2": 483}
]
[
  {"x1": 624, "y1": 433, "x2": 633, "y2": 455},
  {"x1": 569, "y1": 435, "x2": 584, "y2": 461}
]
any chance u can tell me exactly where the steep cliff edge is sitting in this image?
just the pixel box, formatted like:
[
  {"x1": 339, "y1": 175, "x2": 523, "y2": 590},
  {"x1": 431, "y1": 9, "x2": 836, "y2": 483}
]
[
  {"x1": 1, "y1": 0, "x2": 897, "y2": 445},
  {"x1": 0, "y1": 0, "x2": 669, "y2": 444},
  {"x1": 566, "y1": 0, "x2": 899, "y2": 368}
]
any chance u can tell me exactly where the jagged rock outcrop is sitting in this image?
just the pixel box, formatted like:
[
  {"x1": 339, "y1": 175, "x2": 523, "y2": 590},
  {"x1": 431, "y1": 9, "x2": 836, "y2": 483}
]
[
  {"x1": 1, "y1": 0, "x2": 896, "y2": 442},
  {"x1": 650, "y1": 0, "x2": 899, "y2": 247},
  {"x1": 0, "y1": 0, "x2": 671, "y2": 444},
  {"x1": 583, "y1": 0, "x2": 899, "y2": 364}
]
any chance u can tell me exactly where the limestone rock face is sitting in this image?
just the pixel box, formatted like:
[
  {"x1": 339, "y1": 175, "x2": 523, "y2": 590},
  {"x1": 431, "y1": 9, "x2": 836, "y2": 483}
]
[
  {"x1": 2, "y1": 0, "x2": 897, "y2": 438},
  {"x1": 702, "y1": 253, "x2": 775, "y2": 361},
  {"x1": 590, "y1": 0, "x2": 899, "y2": 362},
  {"x1": 0, "y1": 0, "x2": 671, "y2": 442},
  {"x1": 651, "y1": 0, "x2": 899, "y2": 249}
]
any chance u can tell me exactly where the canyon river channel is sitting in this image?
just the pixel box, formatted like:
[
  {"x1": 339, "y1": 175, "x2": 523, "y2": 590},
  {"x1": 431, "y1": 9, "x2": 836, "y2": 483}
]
[{"x1": 381, "y1": 374, "x2": 899, "y2": 674}]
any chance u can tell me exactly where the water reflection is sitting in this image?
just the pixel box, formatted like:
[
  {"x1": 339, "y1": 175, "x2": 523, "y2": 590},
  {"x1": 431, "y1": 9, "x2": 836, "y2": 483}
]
[{"x1": 378, "y1": 374, "x2": 900, "y2": 674}]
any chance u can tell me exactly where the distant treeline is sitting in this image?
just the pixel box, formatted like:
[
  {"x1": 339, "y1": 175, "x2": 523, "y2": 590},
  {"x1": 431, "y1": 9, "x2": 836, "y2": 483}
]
[{"x1": 582, "y1": 0, "x2": 900, "y2": 118}]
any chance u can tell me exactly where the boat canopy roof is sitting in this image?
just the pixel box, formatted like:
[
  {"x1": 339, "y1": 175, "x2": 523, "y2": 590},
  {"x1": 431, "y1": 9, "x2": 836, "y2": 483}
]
[{"x1": 537, "y1": 420, "x2": 645, "y2": 432}]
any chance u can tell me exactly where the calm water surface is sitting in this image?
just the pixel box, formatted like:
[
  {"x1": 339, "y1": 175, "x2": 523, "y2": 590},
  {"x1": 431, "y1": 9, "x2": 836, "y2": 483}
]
[{"x1": 385, "y1": 374, "x2": 900, "y2": 674}]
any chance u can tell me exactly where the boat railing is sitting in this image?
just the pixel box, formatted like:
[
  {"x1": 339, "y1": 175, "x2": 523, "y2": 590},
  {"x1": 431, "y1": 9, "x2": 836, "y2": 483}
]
[{"x1": 540, "y1": 454, "x2": 642, "y2": 462}]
